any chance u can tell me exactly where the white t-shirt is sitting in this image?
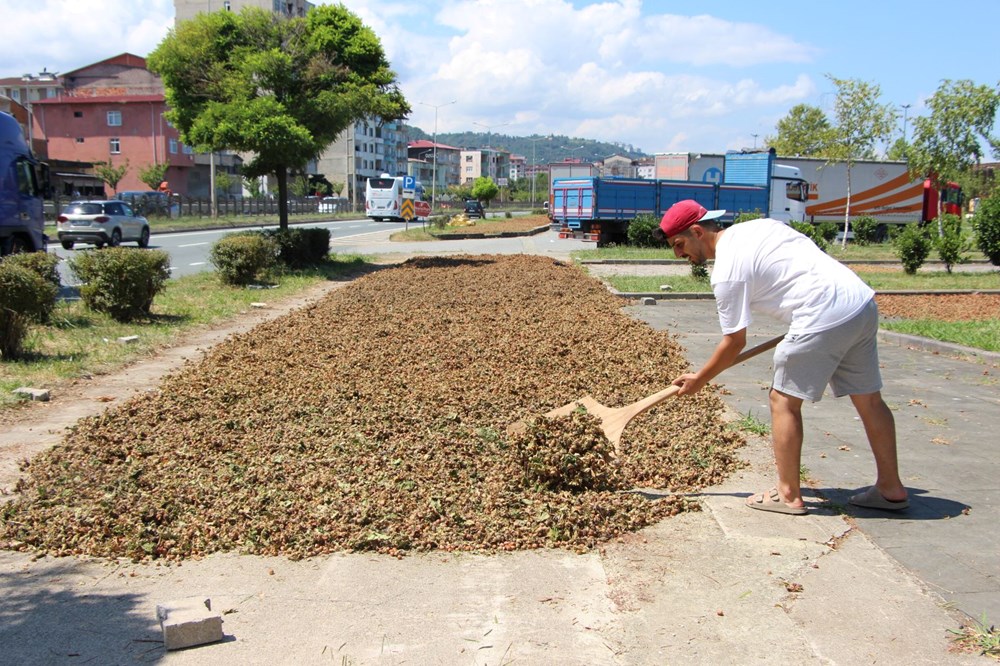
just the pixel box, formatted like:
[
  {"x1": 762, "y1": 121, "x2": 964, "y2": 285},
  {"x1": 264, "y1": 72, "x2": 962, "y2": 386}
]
[{"x1": 711, "y1": 218, "x2": 875, "y2": 335}]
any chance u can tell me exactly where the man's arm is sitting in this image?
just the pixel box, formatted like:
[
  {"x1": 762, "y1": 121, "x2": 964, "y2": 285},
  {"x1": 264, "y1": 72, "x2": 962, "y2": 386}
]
[{"x1": 671, "y1": 327, "x2": 748, "y2": 396}]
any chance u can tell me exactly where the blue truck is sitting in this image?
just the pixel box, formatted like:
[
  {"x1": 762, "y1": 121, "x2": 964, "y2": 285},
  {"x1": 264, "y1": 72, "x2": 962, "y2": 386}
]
[
  {"x1": 0, "y1": 111, "x2": 48, "y2": 255},
  {"x1": 551, "y1": 149, "x2": 808, "y2": 245}
]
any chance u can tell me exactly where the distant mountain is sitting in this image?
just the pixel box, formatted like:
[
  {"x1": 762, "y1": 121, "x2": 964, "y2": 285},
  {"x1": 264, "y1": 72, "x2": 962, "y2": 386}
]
[{"x1": 404, "y1": 125, "x2": 649, "y2": 165}]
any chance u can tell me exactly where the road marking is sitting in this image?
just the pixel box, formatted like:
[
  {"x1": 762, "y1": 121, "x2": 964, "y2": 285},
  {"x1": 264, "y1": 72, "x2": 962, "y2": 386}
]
[{"x1": 179, "y1": 242, "x2": 208, "y2": 248}]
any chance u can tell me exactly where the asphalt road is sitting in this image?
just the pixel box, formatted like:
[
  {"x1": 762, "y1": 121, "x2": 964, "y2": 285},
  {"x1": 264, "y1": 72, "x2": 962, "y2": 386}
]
[{"x1": 48, "y1": 216, "x2": 399, "y2": 283}]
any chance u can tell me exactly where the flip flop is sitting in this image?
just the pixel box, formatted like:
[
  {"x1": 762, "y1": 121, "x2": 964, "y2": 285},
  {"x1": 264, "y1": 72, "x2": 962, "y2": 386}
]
[
  {"x1": 745, "y1": 488, "x2": 808, "y2": 515},
  {"x1": 849, "y1": 486, "x2": 909, "y2": 511}
]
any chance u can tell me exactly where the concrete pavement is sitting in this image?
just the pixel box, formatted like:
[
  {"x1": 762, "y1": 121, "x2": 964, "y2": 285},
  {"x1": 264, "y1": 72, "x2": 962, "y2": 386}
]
[{"x1": 0, "y1": 229, "x2": 996, "y2": 663}]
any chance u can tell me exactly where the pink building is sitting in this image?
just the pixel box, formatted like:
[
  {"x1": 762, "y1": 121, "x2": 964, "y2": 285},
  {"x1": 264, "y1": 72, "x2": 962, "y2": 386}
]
[{"x1": 24, "y1": 54, "x2": 196, "y2": 195}]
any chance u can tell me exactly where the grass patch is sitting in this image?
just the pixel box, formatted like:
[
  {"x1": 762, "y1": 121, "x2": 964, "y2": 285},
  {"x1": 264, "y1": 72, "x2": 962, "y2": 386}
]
[
  {"x1": 1, "y1": 255, "x2": 368, "y2": 410},
  {"x1": 572, "y1": 241, "x2": 991, "y2": 264},
  {"x1": 391, "y1": 214, "x2": 548, "y2": 241},
  {"x1": 857, "y1": 270, "x2": 999, "y2": 291},
  {"x1": 728, "y1": 410, "x2": 771, "y2": 436},
  {"x1": 603, "y1": 270, "x2": 999, "y2": 295},
  {"x1": 880, "y1": 319, "x2": 1000, "y2": 353},
  {"x1": 605, "y1": 275, "x2": 712, "y2": 293},
  {"x1": 950, "y1": 613, "x2": 1000, "y2": 659}
]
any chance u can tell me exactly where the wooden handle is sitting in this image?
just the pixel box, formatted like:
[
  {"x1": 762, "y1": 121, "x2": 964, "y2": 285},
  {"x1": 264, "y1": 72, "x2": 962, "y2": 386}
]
[{"x1": 613, "y1": 333, "x2": 784, "y2": 424}]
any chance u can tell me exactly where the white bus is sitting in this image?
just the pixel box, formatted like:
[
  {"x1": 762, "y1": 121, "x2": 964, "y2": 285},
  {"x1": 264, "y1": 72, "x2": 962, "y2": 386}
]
[{"x1": 365, "y1": 174, "x2": 425, "y2": 222}]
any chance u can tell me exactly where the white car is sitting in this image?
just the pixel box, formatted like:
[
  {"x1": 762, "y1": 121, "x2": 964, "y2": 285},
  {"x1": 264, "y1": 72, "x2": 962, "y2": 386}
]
[{"x1": 57, "y1": 200, "x2": 151, "y2": 250}]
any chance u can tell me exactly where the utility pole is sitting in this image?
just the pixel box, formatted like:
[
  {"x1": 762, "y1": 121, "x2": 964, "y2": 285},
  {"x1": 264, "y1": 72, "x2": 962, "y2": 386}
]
[
  {"x1": 901, "y1": 103, "x2": 911, "y2": 142},
  {"x1": 418, "y1": 100, "x2": 456, "y2": 211}
]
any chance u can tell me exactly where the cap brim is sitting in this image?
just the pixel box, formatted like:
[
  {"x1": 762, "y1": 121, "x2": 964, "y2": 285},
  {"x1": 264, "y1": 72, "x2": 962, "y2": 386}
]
[{"x1": 700, "y1": 209, "x2": 726, "y2": 221}]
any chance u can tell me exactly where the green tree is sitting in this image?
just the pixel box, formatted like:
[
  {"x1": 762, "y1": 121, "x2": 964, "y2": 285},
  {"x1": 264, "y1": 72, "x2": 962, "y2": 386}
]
[
  {"x1": 470, "y1": 176, "x2": 499, "y2": 204},
  {"x1": 885, "y1": 137, "x2": 909, "y2": 161},
  {"x1": 93, "y1": 159, "x2": 130, "y2": 194},
  {"x1": 908, "y1": 79, "x2": 1000, "y2": 230},
  {"x1": 148, "y1": 5, "x2": 409, "y2": 230},
  {"x1": 766, "y1": 104, "x2": 834, "y2": 156},
  {"x1": 138, "y1": 162, "x2": 170, "y2": 191},
  {"x1": 214, "y1": 170, "x2": 235, "y2": 196},
  {"x1": 329, "y1": 180, "x2": 344, "y2": 196},
  {"x1": 826, "y1": 75, "x2": 898, "y2": 247}
]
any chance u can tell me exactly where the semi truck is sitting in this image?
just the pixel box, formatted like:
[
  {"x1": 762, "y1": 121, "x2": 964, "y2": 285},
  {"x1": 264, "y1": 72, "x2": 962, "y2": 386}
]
[
  {"x1": 0, "y1": 111, "x2": 48, "y2": 255},
  {"x1": 551, "y1": 149, "x2": 808, "y2": 244},
  {"x1": 655, "y1": 151, "x2": 962, "y2": 233}
]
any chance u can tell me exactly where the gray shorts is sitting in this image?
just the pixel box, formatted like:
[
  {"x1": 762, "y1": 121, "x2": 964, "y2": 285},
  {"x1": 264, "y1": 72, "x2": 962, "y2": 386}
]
[{"x1": 772, "y1": 299, "x2": 883, "y2": 402}]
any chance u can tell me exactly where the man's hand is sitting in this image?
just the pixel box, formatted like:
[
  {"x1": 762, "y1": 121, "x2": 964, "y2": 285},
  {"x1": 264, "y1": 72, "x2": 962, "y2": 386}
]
[{"x1": 672, "y1": 372, "x2": 707, "y2": 396}]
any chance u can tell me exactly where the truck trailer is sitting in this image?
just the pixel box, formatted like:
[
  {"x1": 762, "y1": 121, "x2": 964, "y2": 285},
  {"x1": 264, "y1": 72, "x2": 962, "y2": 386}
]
[
  {"x1": 0, "y1": 111, "x2": 47, "y2": 255},
  {"x1": 655, "y1": 151, "x2": 962, "y2": 233},
  {"x1": 551, "y1": 150, "x2": 808, "y2": 244}
]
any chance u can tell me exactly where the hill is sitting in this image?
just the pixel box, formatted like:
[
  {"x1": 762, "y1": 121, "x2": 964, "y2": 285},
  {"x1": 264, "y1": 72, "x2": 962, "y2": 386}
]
[{"x1": 404, "y1": 126, "x2": 649, "y2": 165}]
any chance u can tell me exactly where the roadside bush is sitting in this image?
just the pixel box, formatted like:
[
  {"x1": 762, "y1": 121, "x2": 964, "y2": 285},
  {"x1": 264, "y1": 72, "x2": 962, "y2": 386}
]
[
  {"x1": 0, "y1": 262, "x2": 57, "y2": 359},
  {"x1": 893, "y1": 223, "x2": 933, "y2": 275},
  {"x1": 627, "y1": 214, "x2": 660, "y2": 247},
  {"x1": 817, "y1": 222, "x2": 838, "y2": 243},
  {"x1": 2, "y1": 251, "x2": 61, "y2": 288},
  {"x1": 791, "y1": 222, "x2": 829, "y2": 253},
  {"x1": 934, "y1": 214, "x2": 970, "y2": 273},
  {"x1": 691, "y1": 263, "x2": 710, "y2": 282},
  {"x1": 429, "y1": 215, "x2": 450, "y2": 230},
  {"x1": 262, "y1": 228, "x2": 330, "y2": 268},
  {"x1": 733, "y1": 210, "x2": 764, "y2": 223},
  {"x1": 69, "y1": 248, "x2": 171, "y2": 322},
  {"x1": 0, "y1": 260, "x2": 58, "y2": 323},
  {"x1": 851, "y1": 216, "x2": 881, "y2": 246},
  {"x1": 209, "y1": 233, "x2": 279, "y2": 286},
  {"x1": 973, "y1": 194, "x2": 1000, "y2": 266}
]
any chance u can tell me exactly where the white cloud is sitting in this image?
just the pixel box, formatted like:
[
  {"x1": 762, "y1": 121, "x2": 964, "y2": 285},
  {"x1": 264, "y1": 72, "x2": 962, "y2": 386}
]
[{"x1": 0, "y1": 0, "x2": 821, "y2": 153}]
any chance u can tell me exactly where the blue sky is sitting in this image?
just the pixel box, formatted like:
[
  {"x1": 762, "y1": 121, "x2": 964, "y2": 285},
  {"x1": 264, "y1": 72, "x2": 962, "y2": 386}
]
[{"x1": 3, "y1": 0, "x2": 997, "y2": 155}]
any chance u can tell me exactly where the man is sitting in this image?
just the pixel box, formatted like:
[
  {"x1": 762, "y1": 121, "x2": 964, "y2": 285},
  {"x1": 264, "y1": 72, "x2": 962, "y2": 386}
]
[{"x1": 655, "y1": 200, "x2": 909, "y2": 515}]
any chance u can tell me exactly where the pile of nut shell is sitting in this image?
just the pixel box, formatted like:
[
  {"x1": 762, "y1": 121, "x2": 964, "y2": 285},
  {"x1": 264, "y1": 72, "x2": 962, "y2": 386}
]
[{"x1": 0, "y1": 255, "x2": 745, "y2": 561}]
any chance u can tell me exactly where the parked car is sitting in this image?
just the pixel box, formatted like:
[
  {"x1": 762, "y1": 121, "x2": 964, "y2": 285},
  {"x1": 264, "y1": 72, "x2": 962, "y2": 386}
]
[
  {"x1": 117, "y1": 190, "x2": 176, "y2": 217},
  {"x1": 57, "y1": 200, "x2": 150, "y2": 250},
  {"x1": 464, "y1": 199, "x2": 485, "y2": 218},
  {"x1": 318, "y1": 196, "x2": 348, "y2": 214}
]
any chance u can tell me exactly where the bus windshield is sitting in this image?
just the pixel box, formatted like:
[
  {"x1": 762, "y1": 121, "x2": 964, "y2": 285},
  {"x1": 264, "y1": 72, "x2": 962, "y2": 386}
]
[{"x1": 368, "y1": 178, "x2": 396, "y2": 190}]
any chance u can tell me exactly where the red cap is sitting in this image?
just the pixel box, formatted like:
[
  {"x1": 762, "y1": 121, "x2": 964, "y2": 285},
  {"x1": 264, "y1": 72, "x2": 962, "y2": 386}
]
[{"x1": 659, "y1": 200, "x2": 725, "y2": 237}]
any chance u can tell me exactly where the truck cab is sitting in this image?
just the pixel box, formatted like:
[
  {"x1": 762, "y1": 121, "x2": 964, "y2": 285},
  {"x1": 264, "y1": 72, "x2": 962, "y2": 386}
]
[{"x1": 0, "y1": 111, "x2": 47, "y2": 255}]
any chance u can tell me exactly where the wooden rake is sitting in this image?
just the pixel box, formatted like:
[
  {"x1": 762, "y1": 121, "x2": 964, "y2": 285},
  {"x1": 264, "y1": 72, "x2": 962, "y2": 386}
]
[{"x1": 507, "y1": 334, "x2": 784, "y2": 453}]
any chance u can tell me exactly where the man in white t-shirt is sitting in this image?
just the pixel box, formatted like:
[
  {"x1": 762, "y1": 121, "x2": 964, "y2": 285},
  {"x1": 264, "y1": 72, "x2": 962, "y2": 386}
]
[{"x1": 654, "y1": 199, "x2": 909, "y2": 515}]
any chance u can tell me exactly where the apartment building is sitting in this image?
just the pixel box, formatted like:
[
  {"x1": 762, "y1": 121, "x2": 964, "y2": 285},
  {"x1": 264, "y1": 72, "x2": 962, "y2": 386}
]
[{"x1": 175, "y1": 0, "x2": 313, "y2": 23}]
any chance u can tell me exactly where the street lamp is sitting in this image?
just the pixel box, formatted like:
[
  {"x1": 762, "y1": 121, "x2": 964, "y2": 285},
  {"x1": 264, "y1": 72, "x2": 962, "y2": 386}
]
[
  {"x1": 419, "y1": 100, "x2": 456, "y2": 210},
  {"x1": 474, "y1": 121, "x2": 510, "y2": 180},
  {"x1": 560, "y1": 145, "x2": 585, "y2": 161},
  {"x1": 901, "y1": 103, "x2": 912, "y2": 143},
  {"x1": 527, "y1": 134, "x2": 552, "y2": 206}
]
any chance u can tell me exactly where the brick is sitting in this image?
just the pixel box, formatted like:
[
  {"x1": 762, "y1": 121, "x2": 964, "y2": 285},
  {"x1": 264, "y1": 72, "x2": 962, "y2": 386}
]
[{"x1": 156, "y1": 598, "x2": 224, "y2": 651}]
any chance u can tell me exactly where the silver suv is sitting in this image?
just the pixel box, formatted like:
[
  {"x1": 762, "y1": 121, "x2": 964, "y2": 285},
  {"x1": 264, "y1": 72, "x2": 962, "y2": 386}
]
[{"x1": 57, "y1": 200, "x2": 151, "y2": 250}]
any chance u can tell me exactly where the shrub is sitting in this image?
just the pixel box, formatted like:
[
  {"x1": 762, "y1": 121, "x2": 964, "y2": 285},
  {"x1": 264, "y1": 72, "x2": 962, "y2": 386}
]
[
  {"x1": 209, "y1": 233, "x2": 279, "y2": 286},
  {"x1": 2, "y1": 251, "x2": 61, "y2": 288},
  {"x1": 0, "y1": 260, "x2": 58, "y2": 323},
  {"x1": 262, "y1": 228, "x2": 330, "y2": 268},
  {"x1": 626, "y1": 214, "x2": 660, "y2": 247},
  {"x1": 69, "y1": 248, "x2": 171, "y2": 322},
  {"x1": 790, "y1": 222, "x2": 829, "y2": 253},
  {"x1": 817, "y1": 222, "x2": 839, "y2": 243},
  {"x1": 733, "y1": 210, "x2": 764, "y2": 223},
  {"x1": 0, "y1": 261, "x2": 57, "y2": 360},
  {"x1": 893, "y1": 223, "x2": 932, "y2": 275},
  {"x1": 851, "y1": 216, "x2": 881, "y2": 246},
  {"x1": 691, "y1": 263, "x2": 710, "y2": 282},
  {"x1": 934, "y1": 214, "x2": 970, "y2": 273},
  {"x1": 428, "y1": 215, "x2": 450, "y2": 230},
  {"x1": 973, "y1": 194, "x2": 1000, "y2": 266}
]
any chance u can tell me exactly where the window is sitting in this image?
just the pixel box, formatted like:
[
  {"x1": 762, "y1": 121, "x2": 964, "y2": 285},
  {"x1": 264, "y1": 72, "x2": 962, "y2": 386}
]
[
  {"x1": 107, "y1": 110, "x2": 122, "y2": 127},
  {"x1": 109, "y1": 138, "x2": 121, "y2": 154},
  {"x1": 10, "y1": 89, "x2": 20, "y2": 102},
  {"x1": 169, "y1": 138, "x2": 178, "y2": 154},
  {"x1": 75, "y1": 137, "x2": 85, "y2": 143}
]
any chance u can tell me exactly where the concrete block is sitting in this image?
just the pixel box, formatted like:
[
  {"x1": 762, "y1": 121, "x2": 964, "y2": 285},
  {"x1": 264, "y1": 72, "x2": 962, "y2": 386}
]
[
  {"x1": 640, "y1": 297, "x2": 657, "y2": 306},
  {"x1": 117, "y1": 335, "x2": 140, "y2": 344},
  {"x1": 14, "y1": 387, "x2": 50, "y2": 402},
  {"x1": 249, "y1": 302, "x2": 268, "y2": 309},
  {"x1": 156, "y1": 598, "x2": 224, "y2": 651}
]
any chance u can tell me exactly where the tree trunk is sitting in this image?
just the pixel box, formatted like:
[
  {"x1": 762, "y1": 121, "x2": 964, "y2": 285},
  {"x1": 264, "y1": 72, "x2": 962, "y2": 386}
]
[
  {"x1": 277, "y1": 169, "x2": 289, "y2": 231},
  {"x1": 841, "y1": 165, "x2": 852, "y2": 248}
]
